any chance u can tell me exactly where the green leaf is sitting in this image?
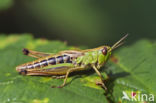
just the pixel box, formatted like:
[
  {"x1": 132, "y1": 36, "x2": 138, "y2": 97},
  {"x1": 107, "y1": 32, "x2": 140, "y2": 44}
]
[{"x1": 0, "y1": 34, "x2": 108, "y2": 103}]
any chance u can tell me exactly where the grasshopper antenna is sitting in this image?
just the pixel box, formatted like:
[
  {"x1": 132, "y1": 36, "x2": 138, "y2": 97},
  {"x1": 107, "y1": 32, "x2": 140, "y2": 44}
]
[{"x1": 110, "y1": 34, "x2": 128, "y2": 51}]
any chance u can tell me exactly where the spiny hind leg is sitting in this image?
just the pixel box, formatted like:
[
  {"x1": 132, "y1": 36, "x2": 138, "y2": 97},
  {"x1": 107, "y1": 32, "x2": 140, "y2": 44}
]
[
  {"x1": 92, "y1": 65, "x2": 107, "y2": 90},
  {"x1": 51, "y1": 68, "x2": 78, "y2": 88},
  {"x1": 51, "y1": 75, "x2": 65, "y2": 79},
  {"x1": 22, "y1": 48, "x2": 52, "y2": 58}
]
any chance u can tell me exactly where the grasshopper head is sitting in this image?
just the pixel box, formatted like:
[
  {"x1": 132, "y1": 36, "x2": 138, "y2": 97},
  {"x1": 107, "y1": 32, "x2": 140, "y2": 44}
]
[
  {"x1": 97, "y1": 46, "x2": 111, "y2": 66},
  {"x1": 98, "y1": 34, "x2": 128, "y2": 66}
]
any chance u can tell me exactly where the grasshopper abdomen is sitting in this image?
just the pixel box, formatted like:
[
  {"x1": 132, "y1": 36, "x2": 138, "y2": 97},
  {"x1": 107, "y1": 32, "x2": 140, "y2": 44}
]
[{"x1": 16, "y1": 55, "x2": 74, "y2": 72}]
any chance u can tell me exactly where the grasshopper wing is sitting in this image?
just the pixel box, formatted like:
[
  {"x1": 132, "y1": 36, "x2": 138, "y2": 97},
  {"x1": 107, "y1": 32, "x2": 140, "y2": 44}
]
[{"x1": 58, "y1": 50, "x2": 85, "y2": 58}]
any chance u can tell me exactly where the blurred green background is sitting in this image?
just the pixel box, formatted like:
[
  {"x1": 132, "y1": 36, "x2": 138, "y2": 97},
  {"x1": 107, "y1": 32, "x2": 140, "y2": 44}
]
[{"x1": 0, "y1": 0, "x2": 156, "y2": 47}]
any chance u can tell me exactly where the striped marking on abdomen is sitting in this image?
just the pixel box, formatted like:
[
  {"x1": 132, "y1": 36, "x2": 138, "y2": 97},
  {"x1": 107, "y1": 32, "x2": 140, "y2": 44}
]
[{"x1": 19, "y1": 55, "x2": 73, "y2": 70}]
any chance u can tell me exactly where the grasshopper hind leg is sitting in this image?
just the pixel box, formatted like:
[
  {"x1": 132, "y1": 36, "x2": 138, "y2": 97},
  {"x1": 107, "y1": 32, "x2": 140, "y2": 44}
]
[{"x1": 22, "y1": 48, "x2": 51, "y2": 58}]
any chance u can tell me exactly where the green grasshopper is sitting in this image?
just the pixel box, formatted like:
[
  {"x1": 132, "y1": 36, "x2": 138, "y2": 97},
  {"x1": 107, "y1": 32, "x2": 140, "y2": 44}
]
[{"x1": 16, "y1": 34, "x2": 128, "y2": 90}]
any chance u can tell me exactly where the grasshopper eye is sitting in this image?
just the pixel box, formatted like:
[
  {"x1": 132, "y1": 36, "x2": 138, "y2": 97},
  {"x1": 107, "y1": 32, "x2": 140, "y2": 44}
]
[{"x1": 102, "y1": 47, "x2": 107, "y2": 55}]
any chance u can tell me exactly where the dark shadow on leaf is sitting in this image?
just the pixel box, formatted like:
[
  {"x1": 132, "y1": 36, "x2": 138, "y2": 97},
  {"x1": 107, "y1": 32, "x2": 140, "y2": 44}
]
[
  {"x1": 65, "y1": 75, "x2": 82, "y2": 86},
  {"x1": 104, "y1": 70, "x2": 130, "y2": 103}
]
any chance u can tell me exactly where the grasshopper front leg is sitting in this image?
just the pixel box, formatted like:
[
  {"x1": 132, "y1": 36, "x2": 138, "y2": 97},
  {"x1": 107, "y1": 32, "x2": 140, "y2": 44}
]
[{"x1": 92, "y1": 65, "x2": 107, "y2": 90}]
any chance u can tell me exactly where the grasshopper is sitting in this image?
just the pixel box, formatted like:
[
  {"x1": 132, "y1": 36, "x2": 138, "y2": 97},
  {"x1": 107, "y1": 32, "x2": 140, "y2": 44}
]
[{"x1": 16, "y1": 34, "x2": 128, "y2": 90}]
